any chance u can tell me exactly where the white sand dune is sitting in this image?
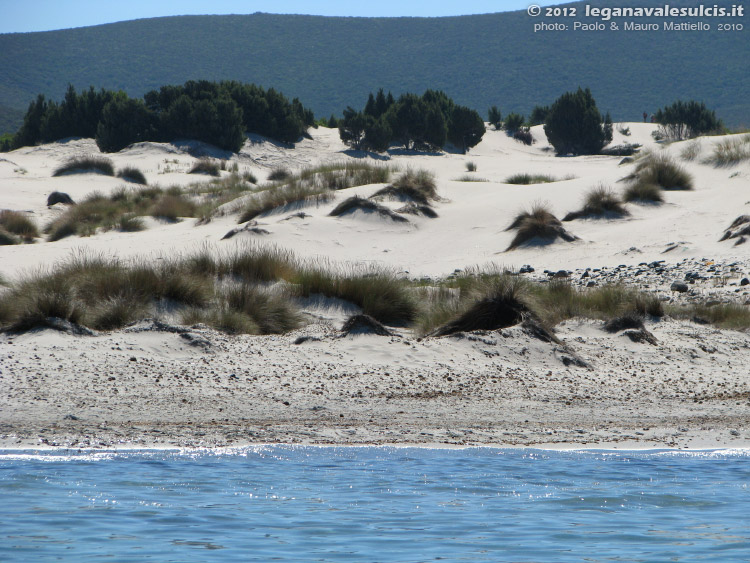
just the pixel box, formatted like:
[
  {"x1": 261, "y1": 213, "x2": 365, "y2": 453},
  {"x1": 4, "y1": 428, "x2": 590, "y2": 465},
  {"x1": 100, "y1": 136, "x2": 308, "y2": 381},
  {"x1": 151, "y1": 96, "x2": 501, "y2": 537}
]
[{"x1": 1, "y1": 125, "x2": 749, "y2": 449}]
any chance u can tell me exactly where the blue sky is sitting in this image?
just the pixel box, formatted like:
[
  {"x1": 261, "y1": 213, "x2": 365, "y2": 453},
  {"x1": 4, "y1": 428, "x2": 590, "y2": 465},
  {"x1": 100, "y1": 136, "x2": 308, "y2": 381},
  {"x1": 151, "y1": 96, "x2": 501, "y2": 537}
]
[{"x1": 1, "y1": 0, "x2": 564, "y2": 33}]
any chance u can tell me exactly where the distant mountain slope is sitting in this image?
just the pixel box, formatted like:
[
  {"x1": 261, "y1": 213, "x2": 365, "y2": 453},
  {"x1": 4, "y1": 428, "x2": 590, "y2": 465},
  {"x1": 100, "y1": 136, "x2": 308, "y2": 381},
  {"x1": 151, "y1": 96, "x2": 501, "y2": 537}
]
[{"x1": 1, "y1": 0, "x2": 747, "y2": 133}]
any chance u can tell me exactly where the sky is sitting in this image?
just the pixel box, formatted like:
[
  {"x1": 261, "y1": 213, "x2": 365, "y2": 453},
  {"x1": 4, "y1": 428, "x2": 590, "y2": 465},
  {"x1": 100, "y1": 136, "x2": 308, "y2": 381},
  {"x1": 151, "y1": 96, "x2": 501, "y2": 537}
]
[{"x1": 0, "y1": 0, "x2": 565, "y2": 33}]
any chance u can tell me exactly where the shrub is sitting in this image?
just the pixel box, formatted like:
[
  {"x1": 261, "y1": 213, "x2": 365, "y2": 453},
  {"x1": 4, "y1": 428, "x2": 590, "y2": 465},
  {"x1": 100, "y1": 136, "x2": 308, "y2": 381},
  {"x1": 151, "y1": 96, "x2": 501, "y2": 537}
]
[
  {"x1": 543, "y1": 88, "x2": 612, "y2": 155},
  {"x1": 117, "y1": 166, "x2": 148, "y2": 184},
  {"x1": 504, "y1": 173, "x2": 557, "y2": 184},
  {"x1": 563, "y1": 185, "x2": 629, "y2": 220},
  {"x1": 634, "y1": 153, "x2": 693, "y2": 190},
  {"x1": 504, "y1": 113, "x2": 525, "y2": 133},
  {"x1": 513, "y1": 128, "x2": 533, "y2": 145},
  {"x1": 529, "y1": 105, "x2": 550, "y2": 127},
  {"x1": 0, "y1": 210, "x2": 39, "y2": 240},
  {"x1": 189, "y1": 158, "x2": 220, "y2": 177},
  {"x1": 654, "y1": 100, "x2": 723, "y2": 140},
  {"x1": 466, "y1": 161, "x2": 477, "y2": 172},
  {"x1": 488, "y1": 106, "x2": 502, "y2": 129},
  {"x1": 53, "y1": 155, "x2": 115, "y2": 177}
]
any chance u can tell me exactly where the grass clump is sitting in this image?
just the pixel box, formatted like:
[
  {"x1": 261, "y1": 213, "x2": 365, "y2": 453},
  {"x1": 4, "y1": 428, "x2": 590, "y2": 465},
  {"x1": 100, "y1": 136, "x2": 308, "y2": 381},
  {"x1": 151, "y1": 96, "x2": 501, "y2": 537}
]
[
  {"x1": 454, "y1": 175, "x2": 489, "y2": 182},
  {"x1": 117, "y1": 166, "x2": 148, "y2": 185},
  {"x1": 0, "y1": 210, "x2": 39, "y2": 241},
  {"x1": 563, "y1": 185, "x2": 629, "y2": 221},
  {"x1": 633, "y1": 153, "x2": 693, "y2": 190},
  {"x1": 44, "y1": 186, "x2": 200, "y2": 239},
  {"x1": 505, "y1": 202, "x2": 577, "y2": 250},
  {"x1": 680, "y1": 140, "x2": 702, "y2": 161},
  {"x1": 151, "y1": 194, "x2": 197, "y2": 222},
  {"x1": 707, "y1": 135, "x2": 750, "y2": 166},
  {"x1": 238, "y1": 182, "x2": 333, "y2": 223},
  {"x1": 189, "y1": 158, "x2": 221, "y2": 177},
  {"x1": 329, "y1": 196, "x2": 408, "y2": 222},
  {"x1": 504, "y1": 173, "x2": 558, "y2": 185},
  {"x1": 622, "y1": 182, "x2": 663, "y2": 204},
  {"x1": 53, "y1": 155, "x2": 115, "y2": 177},
  {"x1": 667, "y1": 302, "x2": 750, "y2": 330},
  {"x1": 371, "y1": 168, "x2": 438, "y2": 204},
  {"x1": 293, "y1": 266, "x2": 417, "y2": 326},
  {"x1": 429, "y1": 274, "x2": 533, "y2": 336},
  {"x1": 268, "y1": 167, "x2": 291, "y2": 182},
  {"x1": 0, "y1": 228, "x2": 20, "y2": 245}
]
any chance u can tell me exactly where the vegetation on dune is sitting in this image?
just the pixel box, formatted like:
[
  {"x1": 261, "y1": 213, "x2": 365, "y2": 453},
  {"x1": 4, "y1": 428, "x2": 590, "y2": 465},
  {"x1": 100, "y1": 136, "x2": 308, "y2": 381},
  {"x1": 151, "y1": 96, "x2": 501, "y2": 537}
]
[
  {"x1": 707, "y1": 135, "x2": 750, "y2": 166},
  {"x1": 8, "y1": 81, "x2": 315, "y2": 153},
  {"x1": 1, "y1": 245, "x2": 747, "y2": 336},
  {"x1": 189, "y1": 158, "x2": 221, "y2": 177},
  {"x1": 338, "y1": 89, "x2": 485, "y2": 153},
  {"x1": 234, "y1": 162, "x2": 393, "y2": 223},
  {"x1": 563, "y1": 185, "x2": 629, "y2": 221},
  {"x1": 0, "y1": 210, "x2": 39, "y2": 241},
  {"x1": 543, "y1": 88, "x2": 613, "y2": 156},
  {"x1": 654, "y1": 99, "x2": 723, "y2": 141},
  {"x1": 53, "y1": 155, "x2": 115, "y2": 177},
  {"x1": 504, "y1": 202, "x2": 577, "y2": 251},
  {"x1": 631, "y1": 153, "x2": 693, "y2": 191},
  {"x1": 44, "y1": 186, "x2": 200, "y2": 240},
  {"x1": 504, "y1": 173, "x2": 559, "y2": 185},
  {"x1": 117, "y1": 165, "x2": 148, "y2": 184}
]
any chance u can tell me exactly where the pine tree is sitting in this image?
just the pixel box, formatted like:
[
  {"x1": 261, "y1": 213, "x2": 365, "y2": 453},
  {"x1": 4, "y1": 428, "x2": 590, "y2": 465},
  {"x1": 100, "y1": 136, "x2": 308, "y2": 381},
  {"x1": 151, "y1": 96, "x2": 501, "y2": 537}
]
[{"x1": 543, "y1": 88, "x2": 610, "y2": 155}]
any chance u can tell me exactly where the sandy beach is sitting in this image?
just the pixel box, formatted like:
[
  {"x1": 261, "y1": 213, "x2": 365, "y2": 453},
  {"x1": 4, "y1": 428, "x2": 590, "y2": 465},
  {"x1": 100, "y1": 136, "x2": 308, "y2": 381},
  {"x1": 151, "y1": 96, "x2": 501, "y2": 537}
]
[{"x1": 2, "y1": 124, "x2": 749, "y2": 450}]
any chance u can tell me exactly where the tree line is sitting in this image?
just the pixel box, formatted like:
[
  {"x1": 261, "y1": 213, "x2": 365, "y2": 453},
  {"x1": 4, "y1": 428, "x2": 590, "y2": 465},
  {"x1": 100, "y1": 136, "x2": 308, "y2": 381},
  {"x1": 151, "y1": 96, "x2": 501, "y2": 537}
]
[
  {"x1": 338, "y1": 89, "x2": 486, "y2": 153},
  {"x1": 0, "y1": 81, "x2": 724, "y2": 156},
  {"x1": 3, "y1": 81, "x2": 315, "y2": 153}
]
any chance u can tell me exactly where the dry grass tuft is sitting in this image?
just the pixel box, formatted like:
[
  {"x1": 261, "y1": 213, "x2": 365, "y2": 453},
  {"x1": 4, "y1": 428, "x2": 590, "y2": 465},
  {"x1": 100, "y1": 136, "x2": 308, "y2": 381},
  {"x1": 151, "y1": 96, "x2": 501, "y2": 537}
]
[
  {"x1": 53, "y1": 155, "x2": 115, "y2": 177},
  {"x1": 0, "y1": 210, "x2": 39, "y2": 241},
  {"x1": 563, "y1": 185, "x2": 629, "y2": 221}
]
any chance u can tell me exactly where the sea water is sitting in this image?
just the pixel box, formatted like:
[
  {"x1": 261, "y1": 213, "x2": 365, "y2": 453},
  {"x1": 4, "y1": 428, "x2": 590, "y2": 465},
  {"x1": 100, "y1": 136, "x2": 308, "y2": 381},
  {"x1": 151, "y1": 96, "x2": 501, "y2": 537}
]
[{"x1": 0, "y1": 447, "x2": 748, "y2": 562}]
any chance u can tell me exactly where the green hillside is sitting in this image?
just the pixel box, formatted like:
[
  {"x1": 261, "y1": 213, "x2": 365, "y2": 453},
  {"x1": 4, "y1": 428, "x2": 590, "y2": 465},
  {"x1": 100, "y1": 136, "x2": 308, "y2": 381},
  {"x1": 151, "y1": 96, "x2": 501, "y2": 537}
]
[{"x1": 1, "y1": 0, "x2": 748, "y2": 134}]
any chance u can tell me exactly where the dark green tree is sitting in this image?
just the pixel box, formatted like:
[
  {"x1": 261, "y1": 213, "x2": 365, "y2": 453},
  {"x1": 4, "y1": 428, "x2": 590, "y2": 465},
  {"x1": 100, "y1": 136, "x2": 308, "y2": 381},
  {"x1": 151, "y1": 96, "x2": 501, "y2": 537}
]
[
  {"x1": 364, "y1": 117, "x2": 392, "y2": 152},
  {"x1": 424, "y1": 104, "x2": 447, "y2": 149},
  {"x1": 96, "y1": 94, "x2": 157, "y2": 152},
  {"x1": 488, "y1": 106, "x2": 502, "y2": 129},
  {"x1": 654, "y1": 100, "x2": 723, "y2": 140},
  {"x1": 543, "y1": 88, "x2": 612, "y2": 155},
  {"x1": 504, "y1": 112, "x2": 525, "y2": 133},
  {"x1": 13, "y1": 94, "x2": 48, "y2": 147},
  {"x1": 339, "y1": 107, "x2": 370, "y2": 150},
  {"x1": 448, "y1": 105, "x2": 485, "y2": 152},
  {"x1": 529, "y1": 105, "x2": 550, "y2": 126}
]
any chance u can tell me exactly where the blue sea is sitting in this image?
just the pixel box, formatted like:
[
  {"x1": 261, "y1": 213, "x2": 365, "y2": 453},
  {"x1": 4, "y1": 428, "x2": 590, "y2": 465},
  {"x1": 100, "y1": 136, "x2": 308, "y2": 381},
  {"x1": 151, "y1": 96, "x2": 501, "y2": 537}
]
[{"x1": 1, "y1": 446, "x2": 748, "y2": 562}]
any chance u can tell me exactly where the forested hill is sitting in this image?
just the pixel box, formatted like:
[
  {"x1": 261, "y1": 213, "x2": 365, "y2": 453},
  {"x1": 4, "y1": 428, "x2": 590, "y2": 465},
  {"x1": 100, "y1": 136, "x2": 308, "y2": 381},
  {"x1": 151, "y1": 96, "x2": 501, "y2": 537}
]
[{"x1": 1, "y1": 0, "x2": 748, "y2": 133}]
